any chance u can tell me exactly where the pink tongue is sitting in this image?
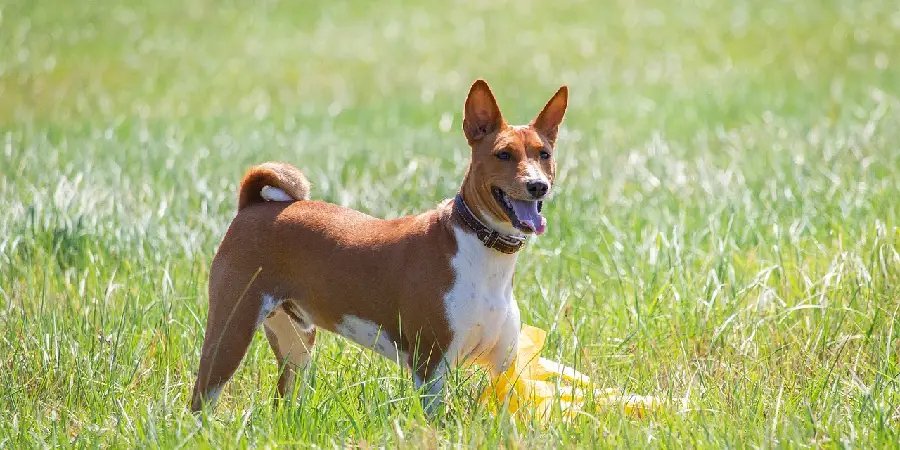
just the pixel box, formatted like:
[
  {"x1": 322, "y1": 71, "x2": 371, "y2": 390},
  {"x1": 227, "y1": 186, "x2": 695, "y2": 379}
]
[{"x1": 509, "y1": 199, "x2": 546, "y2": 235}]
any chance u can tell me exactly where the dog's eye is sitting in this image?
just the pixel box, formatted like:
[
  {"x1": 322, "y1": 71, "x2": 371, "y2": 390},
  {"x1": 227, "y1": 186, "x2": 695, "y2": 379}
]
[
  {"x1": 495, "y1": 151, "x2": 511, "y2": 161},
  {"x1": 539, "y1": 151, "x2": 551, "y2": 160}
]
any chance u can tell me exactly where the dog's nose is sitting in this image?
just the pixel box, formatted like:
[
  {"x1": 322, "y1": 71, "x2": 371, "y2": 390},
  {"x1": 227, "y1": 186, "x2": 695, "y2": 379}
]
[{"x1": 526, "y1": 180, "x2": 549, "y2": 198}]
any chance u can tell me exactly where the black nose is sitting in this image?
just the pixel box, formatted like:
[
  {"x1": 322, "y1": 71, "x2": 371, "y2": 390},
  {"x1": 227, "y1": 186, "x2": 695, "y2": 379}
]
[{"x1": 526, "y1": 180, "x2": 549, "y2": 198}]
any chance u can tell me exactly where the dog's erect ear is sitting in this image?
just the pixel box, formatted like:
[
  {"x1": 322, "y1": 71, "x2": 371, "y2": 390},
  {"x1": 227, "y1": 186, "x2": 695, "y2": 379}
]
[
  {"x1": 463, "y1": 79, "x2": 505, "y2": 143},
  {"x1": 531, "y1": 86, "x2": 568, "y2": 146}
]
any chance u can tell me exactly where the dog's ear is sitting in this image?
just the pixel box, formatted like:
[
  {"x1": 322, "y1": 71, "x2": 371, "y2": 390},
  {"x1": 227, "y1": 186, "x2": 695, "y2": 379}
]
[
  {"x1": 531, "y1": 86, "x2": 568, "y2": 146},
  {"x1": 463, "y1": 79, "x2": 505, "y2": 143}
]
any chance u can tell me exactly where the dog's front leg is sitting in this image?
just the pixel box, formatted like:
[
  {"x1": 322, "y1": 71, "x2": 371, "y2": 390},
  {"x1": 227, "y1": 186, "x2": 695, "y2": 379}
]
[
  {"x1": 414, "y1": 361, "x2": 448, "y2": 417},
  {"x1": 485, "y1": 299, "x2": 522, "y2": 379}
]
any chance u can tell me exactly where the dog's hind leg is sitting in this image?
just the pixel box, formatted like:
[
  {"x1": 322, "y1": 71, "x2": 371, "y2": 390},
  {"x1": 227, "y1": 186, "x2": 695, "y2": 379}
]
[
  {"x1": 190, "y1": 283, "x2": 278, "y2": 413},
  {"x1": 263, "y1": 302, "x2": 317, "y2": 402}
]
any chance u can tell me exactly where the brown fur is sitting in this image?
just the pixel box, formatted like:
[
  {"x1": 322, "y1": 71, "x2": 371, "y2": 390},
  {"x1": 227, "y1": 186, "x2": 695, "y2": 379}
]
[
  {"x1": 190, "y1": 79, "x2": 567, "y2": 413},
  {"x1": 237, "y1": 162, "x2": 311, "y2": 210},
  {"x1": 460, "y1": 81, "x2": 567, "y2": 225}
]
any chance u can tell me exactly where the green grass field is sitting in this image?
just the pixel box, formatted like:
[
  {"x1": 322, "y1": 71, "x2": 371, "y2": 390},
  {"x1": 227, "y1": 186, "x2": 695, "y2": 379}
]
[{"x1": 3, "y1": 0, "x2": 900, "y2": 447}]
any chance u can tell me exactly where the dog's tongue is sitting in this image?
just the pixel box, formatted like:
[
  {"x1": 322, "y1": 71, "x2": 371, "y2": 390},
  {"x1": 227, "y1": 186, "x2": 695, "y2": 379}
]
[{"x1": 509, "y1": 199, "x2": 546, "y2": 235}]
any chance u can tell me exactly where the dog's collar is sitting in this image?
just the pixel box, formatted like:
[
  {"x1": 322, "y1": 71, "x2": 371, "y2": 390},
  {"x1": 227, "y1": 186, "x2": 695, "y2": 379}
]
[{"x1": 452, "y1": 193, "x2": 527, "y2": 254}]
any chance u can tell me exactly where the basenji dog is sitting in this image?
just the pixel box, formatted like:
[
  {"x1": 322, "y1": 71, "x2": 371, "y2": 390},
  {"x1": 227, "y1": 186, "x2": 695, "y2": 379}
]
[{"x1": 190, "y1": 79, "x2": 568, "y2": 415}]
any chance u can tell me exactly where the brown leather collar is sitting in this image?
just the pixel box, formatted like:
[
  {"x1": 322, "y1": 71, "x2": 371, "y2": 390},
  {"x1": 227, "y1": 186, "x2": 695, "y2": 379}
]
[{"x1": 452, "y1": 193, "x2": 527, "y2": 254}]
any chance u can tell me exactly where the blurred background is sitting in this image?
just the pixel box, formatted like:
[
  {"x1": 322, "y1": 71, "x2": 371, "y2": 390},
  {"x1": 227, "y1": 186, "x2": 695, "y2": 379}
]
[
  {"x1": 5, "y1": 0, "x2": 898, "y2": 234},
  {"x1": 6, "y1": 0, "x2": 898, "y2": 132}
]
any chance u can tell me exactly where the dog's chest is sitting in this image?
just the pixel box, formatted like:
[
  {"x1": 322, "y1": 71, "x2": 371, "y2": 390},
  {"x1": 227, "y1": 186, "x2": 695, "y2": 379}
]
[{"x1": 443, "y1": 226, "x2": 517, "y2": 363}]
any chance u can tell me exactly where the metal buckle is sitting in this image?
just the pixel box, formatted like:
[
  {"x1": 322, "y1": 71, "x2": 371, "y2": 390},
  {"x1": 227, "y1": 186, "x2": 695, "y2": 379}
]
[
  {"x1": 482, "y1": 230, "x2": 500, "y2": 248},
  {"x1": 505, "y1": 234, "x2": 526, "y2": 244}
]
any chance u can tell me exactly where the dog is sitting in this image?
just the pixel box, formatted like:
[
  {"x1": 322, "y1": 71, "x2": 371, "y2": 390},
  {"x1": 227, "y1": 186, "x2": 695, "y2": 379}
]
[{"x1": 190, "y1": 79, "x2": 567, "y2": 415}]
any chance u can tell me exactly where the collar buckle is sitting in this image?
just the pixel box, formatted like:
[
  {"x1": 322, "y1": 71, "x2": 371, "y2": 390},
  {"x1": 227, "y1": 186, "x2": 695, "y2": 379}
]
[{"x1": 481, "y1": 229, "x2": 500, "y2": 248}]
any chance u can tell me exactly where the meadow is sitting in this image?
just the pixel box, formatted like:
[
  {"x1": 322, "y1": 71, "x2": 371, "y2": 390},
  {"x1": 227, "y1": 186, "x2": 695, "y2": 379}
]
[{"x1": 2, "y1": 0, "x2": 900, "y2": 447}]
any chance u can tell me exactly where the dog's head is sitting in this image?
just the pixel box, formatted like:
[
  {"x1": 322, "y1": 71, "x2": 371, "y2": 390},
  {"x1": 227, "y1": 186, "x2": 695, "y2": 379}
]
[{"x1": 460, "y1": 79, "x2": 568, "y2": 235}]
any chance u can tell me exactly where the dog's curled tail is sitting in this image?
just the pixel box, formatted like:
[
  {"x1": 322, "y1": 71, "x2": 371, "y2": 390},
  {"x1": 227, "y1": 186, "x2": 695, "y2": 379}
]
[{"x1": 238, "y1": 162, "x2": 311, "y2": 211}]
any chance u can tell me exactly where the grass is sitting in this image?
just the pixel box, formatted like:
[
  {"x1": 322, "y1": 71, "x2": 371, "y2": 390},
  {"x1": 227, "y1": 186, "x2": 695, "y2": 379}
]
[{"x1": 2, "y1": 0, "x2": 900, "y2": 447}]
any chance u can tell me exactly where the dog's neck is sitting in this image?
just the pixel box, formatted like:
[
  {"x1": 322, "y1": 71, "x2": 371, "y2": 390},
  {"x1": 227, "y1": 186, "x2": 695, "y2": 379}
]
[{"x1": 451, "y1": 192, "x2": 527, "y2": 254}]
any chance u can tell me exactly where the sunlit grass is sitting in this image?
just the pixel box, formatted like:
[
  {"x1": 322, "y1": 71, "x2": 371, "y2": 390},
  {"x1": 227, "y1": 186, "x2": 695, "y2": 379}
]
[{"x1": 2, "y1": 0, "x2": 900, "y2": 447}]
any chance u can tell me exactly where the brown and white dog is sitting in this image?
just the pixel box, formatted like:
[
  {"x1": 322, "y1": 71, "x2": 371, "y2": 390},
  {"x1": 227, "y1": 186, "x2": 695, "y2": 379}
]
[{"x1": 190, "y1": 79, "x2": 567, "y2": 415}]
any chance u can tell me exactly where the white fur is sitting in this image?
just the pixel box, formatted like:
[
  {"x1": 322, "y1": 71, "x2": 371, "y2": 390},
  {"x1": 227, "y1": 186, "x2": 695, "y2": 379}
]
[
  {"x1": 414, "y1": 364, "x2": 448, "y2": 415},
  {"x1": 264, "y1": 307, "x2": 314, "y2": 396},
  {"x1": 334, "y1": 315, "x2": 409, "y2": 365},
  {"x1": 261, "y1": 186, "x2": 294, "y2": 202},
  {"x1": 480, "y1": 209, "x2": 523, "y2": 237},
  {"x1": 265, "y1": 308, "x2": 314, "y2": 367},
  {"x1": 443, "y1": 225, "x2": 521, "y2": 371},
  {"x1": 204, "y1": 384, "x2": 223, "y2": 405},
  {"x1": 407, "y1": 224, "x2": 521, "y2": 413},
  {"x1": 257, "y1": 295, "x2": 282, "y2": 327},
  {"x1": 523, "y1": 162, "x2": 550, "y2": 191}
]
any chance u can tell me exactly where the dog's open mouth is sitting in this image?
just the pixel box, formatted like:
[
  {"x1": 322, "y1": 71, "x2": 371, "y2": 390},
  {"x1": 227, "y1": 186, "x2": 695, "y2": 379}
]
[{"x1": 492, "y1": 187, "x2": 546, "y2": 235}]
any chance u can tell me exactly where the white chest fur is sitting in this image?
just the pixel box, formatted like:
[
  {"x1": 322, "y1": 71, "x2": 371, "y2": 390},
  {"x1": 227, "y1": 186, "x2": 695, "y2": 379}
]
[{"x1": 443, "y1": 225, "x2": 519, "y2": 367}]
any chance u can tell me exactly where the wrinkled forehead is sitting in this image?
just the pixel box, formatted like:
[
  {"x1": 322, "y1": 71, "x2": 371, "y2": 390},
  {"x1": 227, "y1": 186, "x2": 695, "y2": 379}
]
[{"x1": 494, "y1": 125, "x2": 547, "y2": 151}]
